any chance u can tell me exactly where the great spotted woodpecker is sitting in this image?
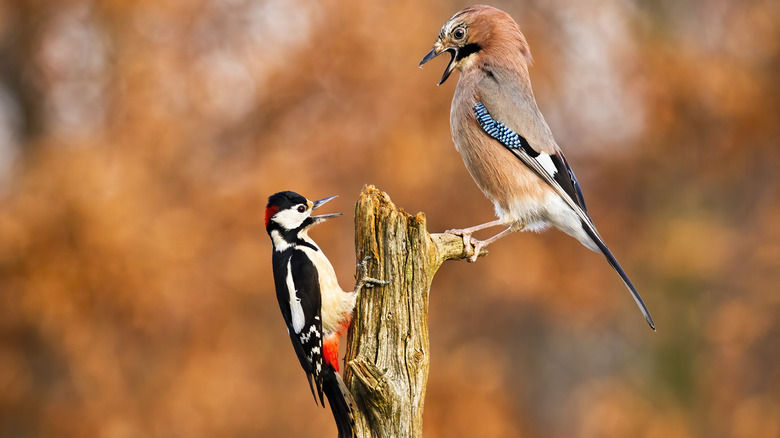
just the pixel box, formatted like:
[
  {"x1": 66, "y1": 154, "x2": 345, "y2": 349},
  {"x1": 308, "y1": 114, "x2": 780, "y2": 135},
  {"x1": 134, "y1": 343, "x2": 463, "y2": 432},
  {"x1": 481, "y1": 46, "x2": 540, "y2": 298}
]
[{"x1": 265, "y1": 191, "x2": 387, "y2": 438}]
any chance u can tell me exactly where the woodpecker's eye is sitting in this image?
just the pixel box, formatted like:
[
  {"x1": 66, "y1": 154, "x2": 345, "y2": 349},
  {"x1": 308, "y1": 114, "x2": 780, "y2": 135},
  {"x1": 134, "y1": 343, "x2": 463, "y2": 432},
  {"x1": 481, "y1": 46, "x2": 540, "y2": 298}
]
[
  {"x1": 453, "y1": 27, "x2": 465, "y2": 40},
  {"x1": 297, "y1": 205, "x2": 306, "y2": 213}
]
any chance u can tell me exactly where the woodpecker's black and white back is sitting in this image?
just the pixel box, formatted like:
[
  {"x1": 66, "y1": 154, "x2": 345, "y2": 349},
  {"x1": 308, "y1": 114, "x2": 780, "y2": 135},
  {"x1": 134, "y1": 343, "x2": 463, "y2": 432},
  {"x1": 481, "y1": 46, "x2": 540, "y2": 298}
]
[{"x1": 265, "y1": 191, "x2": 356, "y2": 438}]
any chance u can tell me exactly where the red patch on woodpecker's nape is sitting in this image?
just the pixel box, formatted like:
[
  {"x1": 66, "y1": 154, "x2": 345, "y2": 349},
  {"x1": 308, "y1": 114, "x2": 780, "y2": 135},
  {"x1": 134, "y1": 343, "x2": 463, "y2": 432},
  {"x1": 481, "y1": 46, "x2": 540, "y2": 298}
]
[
  {"x1": 323, "y1": 335, "x2": 340, "y2": 372},
  {"x1": 264, "y1": 205, "x2": 279, "y2": 228}
]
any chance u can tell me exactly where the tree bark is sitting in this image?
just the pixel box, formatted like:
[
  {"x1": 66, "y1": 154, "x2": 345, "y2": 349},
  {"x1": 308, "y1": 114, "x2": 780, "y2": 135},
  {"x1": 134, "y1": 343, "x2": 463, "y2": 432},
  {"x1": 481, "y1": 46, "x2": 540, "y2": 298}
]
[{"x1": 345, "y1": 185, "x2": 484, "y2": 438}]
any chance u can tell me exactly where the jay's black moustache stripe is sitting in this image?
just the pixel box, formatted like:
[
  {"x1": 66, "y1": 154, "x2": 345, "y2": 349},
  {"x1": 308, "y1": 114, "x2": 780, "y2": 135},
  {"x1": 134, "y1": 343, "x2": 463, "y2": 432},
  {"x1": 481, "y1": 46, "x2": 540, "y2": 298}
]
[{"x1": 455, "y1": 43, "x2": 482, "y2": 61}]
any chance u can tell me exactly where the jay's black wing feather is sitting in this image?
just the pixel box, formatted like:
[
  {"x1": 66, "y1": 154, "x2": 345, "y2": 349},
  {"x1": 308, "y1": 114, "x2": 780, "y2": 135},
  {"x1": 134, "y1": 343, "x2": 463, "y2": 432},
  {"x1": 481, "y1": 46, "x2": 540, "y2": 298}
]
[
  {"x1": 473, "y1": 102, "x2": 655, "y2": 330},
  {"x1": 473, "y1": 102, "x2": 594, "y2": 228}
]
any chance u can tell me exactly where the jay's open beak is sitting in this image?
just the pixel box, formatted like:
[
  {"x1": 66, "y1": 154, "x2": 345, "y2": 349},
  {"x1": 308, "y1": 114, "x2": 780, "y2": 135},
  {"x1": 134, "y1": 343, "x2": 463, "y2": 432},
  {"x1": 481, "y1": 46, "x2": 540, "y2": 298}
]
[
  {"x1": 419, "y1": 46, "x2": 458, "y2": 86},
  {"x1": 310, "y1": 195, "x2": 343, "y2": 223}
]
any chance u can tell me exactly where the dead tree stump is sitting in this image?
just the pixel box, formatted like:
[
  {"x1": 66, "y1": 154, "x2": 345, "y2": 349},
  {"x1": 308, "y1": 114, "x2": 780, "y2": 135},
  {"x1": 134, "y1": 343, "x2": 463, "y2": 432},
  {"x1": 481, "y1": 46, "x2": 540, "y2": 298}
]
[{"x1": 344, "y1": 185, "x2": 483, "y2": 438}]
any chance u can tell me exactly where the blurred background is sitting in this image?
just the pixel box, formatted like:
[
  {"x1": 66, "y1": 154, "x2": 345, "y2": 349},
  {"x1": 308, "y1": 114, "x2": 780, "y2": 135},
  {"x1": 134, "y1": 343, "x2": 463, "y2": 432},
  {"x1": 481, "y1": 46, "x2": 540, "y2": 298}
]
[{"x1": 0, "y1": 0, "x2": 778, "y2": 436}]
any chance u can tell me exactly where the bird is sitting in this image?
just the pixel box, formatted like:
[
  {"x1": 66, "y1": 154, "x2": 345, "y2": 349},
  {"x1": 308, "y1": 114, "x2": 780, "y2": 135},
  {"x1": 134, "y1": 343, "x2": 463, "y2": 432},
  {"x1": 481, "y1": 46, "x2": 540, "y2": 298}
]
[
  {"x1": 265, "y1": 191, "x2": 388, "y2": 437},
  {"x1": 419, "y1": 5, "x2": 655, "y2": 330}
]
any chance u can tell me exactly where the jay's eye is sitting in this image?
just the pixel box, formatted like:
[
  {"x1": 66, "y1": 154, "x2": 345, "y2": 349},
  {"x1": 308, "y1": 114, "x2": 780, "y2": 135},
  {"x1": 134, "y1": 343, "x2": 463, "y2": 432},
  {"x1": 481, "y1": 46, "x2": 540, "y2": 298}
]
[
  {"x1": 297, "y1": 205, "x2": 306, "y2": 213},
  {"x1": 453, "y1": 27, "x2": 465, "y2": 40}
]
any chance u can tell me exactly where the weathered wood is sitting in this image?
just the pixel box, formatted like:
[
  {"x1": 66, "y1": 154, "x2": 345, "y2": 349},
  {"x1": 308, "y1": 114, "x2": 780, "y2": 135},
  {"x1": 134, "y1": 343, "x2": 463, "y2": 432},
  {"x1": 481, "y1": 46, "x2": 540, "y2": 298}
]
[{"x1": 345, "y1": 185, "x2": 484, "y2": 438}]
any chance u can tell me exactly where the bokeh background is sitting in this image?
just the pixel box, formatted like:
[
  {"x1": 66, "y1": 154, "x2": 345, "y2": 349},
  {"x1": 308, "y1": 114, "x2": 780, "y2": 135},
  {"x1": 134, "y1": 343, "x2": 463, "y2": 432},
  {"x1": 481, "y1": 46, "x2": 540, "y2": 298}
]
[{"x1": 0, "y1": 0, "x2": 778, "y2": 436}]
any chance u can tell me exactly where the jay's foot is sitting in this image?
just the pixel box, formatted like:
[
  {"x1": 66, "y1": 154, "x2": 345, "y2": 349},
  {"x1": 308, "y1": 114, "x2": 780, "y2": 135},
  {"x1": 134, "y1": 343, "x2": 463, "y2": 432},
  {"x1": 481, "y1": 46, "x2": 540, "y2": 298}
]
[
  {"x1": 446, "y1": 222, "x2": 524, "y2": 262},
  {"x1": 444, "y1": 228, "x2": 482, "y2": 262}
]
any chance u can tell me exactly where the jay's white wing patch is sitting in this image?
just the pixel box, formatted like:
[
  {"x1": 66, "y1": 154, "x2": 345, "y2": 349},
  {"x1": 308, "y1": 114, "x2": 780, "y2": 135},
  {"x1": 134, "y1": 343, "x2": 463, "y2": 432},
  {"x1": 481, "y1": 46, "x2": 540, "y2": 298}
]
[
  {"x1": 473, "y1": 102, "x2": 655, "y2": 330},
  {"x1": 473, "y1": 102, "x2": 591, "y2": 224}
]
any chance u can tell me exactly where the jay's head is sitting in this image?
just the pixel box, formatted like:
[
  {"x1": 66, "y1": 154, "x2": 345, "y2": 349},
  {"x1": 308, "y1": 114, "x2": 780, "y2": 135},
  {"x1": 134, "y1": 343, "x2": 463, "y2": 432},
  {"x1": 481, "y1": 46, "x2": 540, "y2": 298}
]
[
  {"x1": 419, "y1": 5, "x2": 533, "y2": 85},
  {"x1": 265, "y1": 191, "x2": 342, "y2": 234}
]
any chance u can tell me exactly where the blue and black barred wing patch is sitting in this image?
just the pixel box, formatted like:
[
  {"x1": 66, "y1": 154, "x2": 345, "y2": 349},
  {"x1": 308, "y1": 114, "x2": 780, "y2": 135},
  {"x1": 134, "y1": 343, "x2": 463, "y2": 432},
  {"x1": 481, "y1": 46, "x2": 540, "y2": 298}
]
[
  {"x1": 473, "y1": 102, "x2": 655, "y2": 330},
  {"x1": 473, "y1": 102, "x2": 591, "y2": 221}
]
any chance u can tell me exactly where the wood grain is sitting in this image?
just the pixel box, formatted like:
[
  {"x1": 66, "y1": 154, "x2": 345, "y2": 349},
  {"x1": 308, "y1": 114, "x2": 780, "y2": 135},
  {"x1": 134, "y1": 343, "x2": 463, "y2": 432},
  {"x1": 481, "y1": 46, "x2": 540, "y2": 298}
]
[{"x1": 345, "y1": 185, "x2": 484, "y2": 437}]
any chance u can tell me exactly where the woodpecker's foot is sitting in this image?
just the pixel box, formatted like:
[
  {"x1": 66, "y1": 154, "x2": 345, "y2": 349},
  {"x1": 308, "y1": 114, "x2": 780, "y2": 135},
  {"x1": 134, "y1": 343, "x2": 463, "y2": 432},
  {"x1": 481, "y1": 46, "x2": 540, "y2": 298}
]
[
  {"x1": 360, "y1": 276, "x2": 391, "y2": 289},
  {"x1": 355, "y1": 256, "x2": 391, "y2": 293}
]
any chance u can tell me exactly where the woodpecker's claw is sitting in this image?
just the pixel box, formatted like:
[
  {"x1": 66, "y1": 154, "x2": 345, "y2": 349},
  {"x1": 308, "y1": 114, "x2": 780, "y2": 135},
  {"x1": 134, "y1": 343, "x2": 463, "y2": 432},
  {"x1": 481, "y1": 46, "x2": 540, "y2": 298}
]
[
  {"x1": 360, "y1": 276, "x2": 392, "y2": 289},
  {"x1": 357, "y1": 256, "x2": 373, "y2": 278},
  {"x1": 355, "y1": 256, "x2": 391, "y2": 293}
]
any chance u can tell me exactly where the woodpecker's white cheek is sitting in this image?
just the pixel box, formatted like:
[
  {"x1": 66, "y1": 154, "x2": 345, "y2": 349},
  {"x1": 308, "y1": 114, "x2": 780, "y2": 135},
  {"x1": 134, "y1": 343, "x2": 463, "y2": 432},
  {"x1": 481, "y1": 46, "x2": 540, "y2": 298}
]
[
  {"x1": 272, "y1": 208, "x2": 307, "y2": 231},
  {"x1": 286, "y1": 259, "x2": 306, "y2": 333}
]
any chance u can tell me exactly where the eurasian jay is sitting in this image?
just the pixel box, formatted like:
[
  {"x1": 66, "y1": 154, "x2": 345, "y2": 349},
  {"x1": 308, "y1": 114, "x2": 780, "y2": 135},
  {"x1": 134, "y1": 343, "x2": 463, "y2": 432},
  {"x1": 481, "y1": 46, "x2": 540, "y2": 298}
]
[{"x1": 420, "y1": 5, "x2": 655, "y2": 330}]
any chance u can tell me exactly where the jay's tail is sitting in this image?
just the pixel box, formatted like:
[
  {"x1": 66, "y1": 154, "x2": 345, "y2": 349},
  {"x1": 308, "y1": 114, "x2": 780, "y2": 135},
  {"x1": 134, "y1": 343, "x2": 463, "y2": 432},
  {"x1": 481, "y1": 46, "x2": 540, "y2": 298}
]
[
  {"x1": 581, "y1": 221, "x2": 655, "y2": 331},
  {"x1": 321, "y1": 366, "x2": 356, "y2": 438}
]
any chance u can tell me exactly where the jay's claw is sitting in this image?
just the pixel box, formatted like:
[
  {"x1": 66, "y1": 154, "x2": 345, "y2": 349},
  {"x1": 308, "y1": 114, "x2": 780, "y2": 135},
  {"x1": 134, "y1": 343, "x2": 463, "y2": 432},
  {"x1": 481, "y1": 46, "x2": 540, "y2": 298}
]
[{"x1": 445, "y1": 228, "x2": 480, "y2": 262}]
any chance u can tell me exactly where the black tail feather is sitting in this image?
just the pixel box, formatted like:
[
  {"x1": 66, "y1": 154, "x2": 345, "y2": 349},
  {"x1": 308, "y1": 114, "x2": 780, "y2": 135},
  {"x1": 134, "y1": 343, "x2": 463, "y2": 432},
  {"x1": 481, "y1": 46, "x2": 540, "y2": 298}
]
[
  {"x1": 321, "y1": 367, "x2": 356, "y2": 438},
  {"x1": 581, "y1": 221, "x2": 656, "y2": 331}
]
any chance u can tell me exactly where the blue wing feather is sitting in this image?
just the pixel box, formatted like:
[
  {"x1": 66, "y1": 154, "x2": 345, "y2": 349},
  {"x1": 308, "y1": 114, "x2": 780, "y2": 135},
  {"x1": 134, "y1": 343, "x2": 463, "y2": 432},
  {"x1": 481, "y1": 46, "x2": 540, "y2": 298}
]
[
  {"x1": 473, "y1": 102, "x2": 655, "y2": 330},
  {"x1": 473, "y1": 102, "x2": 588, "y2": 213}
]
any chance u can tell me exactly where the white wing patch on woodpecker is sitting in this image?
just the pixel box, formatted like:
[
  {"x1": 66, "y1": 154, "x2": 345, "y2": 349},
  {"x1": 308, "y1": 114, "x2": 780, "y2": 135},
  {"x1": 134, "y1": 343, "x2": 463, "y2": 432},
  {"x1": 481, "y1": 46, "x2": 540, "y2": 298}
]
[{"x1": 286, "y1": 259, "x2": 305, "y2": 333}]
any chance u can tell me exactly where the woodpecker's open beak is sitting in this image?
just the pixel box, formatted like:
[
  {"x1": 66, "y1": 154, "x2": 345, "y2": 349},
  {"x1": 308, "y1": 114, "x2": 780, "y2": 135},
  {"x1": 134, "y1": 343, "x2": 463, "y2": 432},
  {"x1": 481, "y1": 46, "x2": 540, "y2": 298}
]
[
  {"x1": 309, "y1": 195, "x2": 343, "y2": 224},
  {"x1": 419, "y1": 45, "x2": 458, "y2": 86}
]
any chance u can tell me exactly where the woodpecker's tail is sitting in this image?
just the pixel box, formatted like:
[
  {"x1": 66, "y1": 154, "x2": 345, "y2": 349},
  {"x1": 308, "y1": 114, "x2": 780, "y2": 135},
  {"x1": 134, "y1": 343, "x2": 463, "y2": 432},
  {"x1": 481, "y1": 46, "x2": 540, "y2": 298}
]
[{"x1": 321, "y1": 366, "x2": 356, "y2": 438}]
